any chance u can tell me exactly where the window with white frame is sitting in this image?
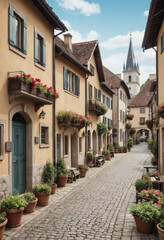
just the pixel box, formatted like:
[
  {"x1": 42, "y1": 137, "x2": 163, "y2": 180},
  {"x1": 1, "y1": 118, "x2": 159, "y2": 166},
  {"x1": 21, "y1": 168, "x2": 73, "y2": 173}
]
[
  {"x1": 140, "y1": 108, "x2": 145, "y2": 113},
  {"x1": 64, "y1": 135, "x2": 69, "y2": 155},
  {"x1": 40, "y1": 123, "x2": 49, "y2": 148},
  {"x1": 63, "y1": 67, "x2": 80, "y2": 96},
  {"x1": 0, "y1": 121, "x2": 5, "y2": 160}
]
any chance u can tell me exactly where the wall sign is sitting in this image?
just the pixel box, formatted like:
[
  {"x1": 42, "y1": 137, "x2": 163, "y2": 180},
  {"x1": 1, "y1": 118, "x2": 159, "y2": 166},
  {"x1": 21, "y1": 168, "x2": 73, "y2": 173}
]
[{"x1": 5, "y1": 142, "x2": 12, "y2": 152}]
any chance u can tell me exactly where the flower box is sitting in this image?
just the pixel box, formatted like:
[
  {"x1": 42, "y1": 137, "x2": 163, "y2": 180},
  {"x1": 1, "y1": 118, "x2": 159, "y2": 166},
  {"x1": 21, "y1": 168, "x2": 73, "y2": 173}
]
[{"x1": 89, "y1": 100, "x2": 107, "y2": 116}]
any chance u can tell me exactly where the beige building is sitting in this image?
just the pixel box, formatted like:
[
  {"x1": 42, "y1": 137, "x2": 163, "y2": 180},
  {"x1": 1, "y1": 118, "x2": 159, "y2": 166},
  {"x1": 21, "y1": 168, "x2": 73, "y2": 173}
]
[
  {"x1": 0, "y1": 0, "x2": 66, "y2": 199},
  {"x1": 142, "y1": 0, "x2": 164, "y2": 173}
]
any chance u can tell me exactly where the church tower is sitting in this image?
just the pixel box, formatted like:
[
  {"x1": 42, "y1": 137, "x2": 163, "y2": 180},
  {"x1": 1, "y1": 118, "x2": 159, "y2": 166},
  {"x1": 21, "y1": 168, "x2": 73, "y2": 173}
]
[{"x1": 123, "y1": 34, "x2": 140, "y2": 96}]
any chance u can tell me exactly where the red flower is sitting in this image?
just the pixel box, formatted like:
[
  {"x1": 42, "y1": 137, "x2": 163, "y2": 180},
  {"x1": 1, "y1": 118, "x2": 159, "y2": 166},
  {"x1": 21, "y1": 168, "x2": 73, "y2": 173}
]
[
  {"x1": 27, "y1": 74, "x2": 31, "y2": 78},
  {"x1": 23, "y1": 73, "x2": 26, "y2": 76},
  {"x1": 43, "y1": 84, "x2": 47, "y2": 88},
  {"x1": 16, "y1": 75, "x2": 20, "y2": 78},
  {"x1": 35, "y1": 78, "x2": 41, "y2": 82}
]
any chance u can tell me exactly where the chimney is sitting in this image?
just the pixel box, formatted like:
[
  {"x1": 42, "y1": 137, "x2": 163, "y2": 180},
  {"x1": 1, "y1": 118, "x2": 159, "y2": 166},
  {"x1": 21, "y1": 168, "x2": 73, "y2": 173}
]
[
  {"x1": 149, "y1": 74, "x2": 156, "y2": 80},
  {"x1": 64, "y1": 33, "x2": 72, "y2": 51},
  {"x1": 116, "y1": 73, "x2": 122, "y2": 79}
]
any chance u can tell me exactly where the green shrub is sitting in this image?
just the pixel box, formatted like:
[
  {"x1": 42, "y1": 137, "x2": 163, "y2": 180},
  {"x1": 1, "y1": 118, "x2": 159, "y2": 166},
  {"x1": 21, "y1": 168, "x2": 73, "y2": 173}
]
[
  {"x1": 1, "y1": 194, "x2": 28, "y2": 209},
  {"x1": 0, "y1": 212, "x2": 6, "y2": 224},
  {"x1": 57, "y1": 157, "x2": 70, "y2": 175},
  {"x1": 42, "y1": 160, "x2": 57, "y2": 185},
  {"x1": 142, "y1": 172, "x2": 150, "y2": 180},
  {"x1": 135, "y1": 179, "x2": 153, "y2": 191},
  {"x1": 78, "y1": 164, "x2": 88, "y2": 170},
  {"x1": 23, "y1": 192, "x2": 36, "y2": 201},
  {"x1": 147, "y1": 139, "x2": 158, "y2": 158},
  {"x1": 97, "y1": 122, "x2": 108, "y2": 135},
  {"x1": 107, "y1": 144, "x2": 114, "y2": 151},
  {"x1": 130, "y1": 200, "x2": 160, "y2": 222},
  {"x1": 86, "y1": 152, "x2": 94, "y2": 163},
  {"x1": 102, "y1": 150, "x2": 110, "y2": 156},
  {"x1": 33, "y1": 184, "x2": 51, "y2": 194}
]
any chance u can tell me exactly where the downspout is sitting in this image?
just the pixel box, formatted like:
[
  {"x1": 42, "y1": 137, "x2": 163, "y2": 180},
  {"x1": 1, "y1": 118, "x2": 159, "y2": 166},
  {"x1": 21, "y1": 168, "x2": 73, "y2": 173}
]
[
  {"x1": 53, "y1": 30, "x2": 65, "y2": 166},
  {"x1": 85, "y1": 75, "x2": 89, "y2": 159}
]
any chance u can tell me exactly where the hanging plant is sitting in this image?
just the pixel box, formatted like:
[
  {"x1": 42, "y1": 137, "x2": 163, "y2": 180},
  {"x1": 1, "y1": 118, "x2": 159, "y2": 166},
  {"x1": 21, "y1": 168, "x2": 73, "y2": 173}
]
[
  {"x1": 127, "y1": 114, "x2": 134, "y2": 120},
  {"x1": 97, "y1": 122, "x2": 108, "y2": 135},
  {"x1": 125, "y1": 122, "x2": 132, "y2": 130},
  {"x1": 129, "y1": 128, "x2": 136, "y2": 135}
]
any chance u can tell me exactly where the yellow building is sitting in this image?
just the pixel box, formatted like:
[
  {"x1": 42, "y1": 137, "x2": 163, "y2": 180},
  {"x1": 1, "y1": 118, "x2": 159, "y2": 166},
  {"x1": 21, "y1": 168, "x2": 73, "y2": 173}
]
[
  {"x1": 142, "y1": 0, "x2": 164, "y2": 173},
  {"x1": 0, "y1": 0, "x2": 66, "y2": 198}
]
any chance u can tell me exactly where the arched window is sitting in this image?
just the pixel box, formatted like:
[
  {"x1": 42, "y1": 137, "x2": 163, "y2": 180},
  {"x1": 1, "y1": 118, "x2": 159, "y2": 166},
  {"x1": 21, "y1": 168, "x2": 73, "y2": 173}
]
[{"x1": 129, "y1": 76, "x2": 132, "y2": 82}]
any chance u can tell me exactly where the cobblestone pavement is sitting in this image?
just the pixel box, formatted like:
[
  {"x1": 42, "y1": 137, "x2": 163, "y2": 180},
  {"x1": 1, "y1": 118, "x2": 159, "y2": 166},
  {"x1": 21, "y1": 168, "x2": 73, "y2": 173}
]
[{"x1": 4, "y1": 143, "x2": 159, "y2": 240}]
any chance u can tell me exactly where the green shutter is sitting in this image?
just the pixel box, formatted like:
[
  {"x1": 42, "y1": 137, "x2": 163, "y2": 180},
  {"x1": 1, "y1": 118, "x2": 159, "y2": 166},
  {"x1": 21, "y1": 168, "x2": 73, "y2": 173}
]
[
  {"x1": 161, "y1": 32, "x2": 164, "y2": 52},
  {"x1": 23, "y1": 19, "x2": 27, "y2": 54},
  {"x1": 34, "y1": 31, "x2": 38, "y2": 62},
  {"x1": 76, "y1": 76, "x2": 80, "y2": 96},
  {"x1": 63, "y1": 67, "x2": 68, "y2": 90},
  {"x1": 42, "y1": 38, "x2": 46, "y2": 67},
  {"x1": 9, "y1": 6, "x2": 14, "y2": 46}
]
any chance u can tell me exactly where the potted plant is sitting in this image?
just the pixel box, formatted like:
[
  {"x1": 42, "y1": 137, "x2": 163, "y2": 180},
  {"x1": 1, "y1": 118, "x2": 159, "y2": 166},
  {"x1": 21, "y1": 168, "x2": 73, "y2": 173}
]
[
  {"x1": 114, "y1": 143, "x2": 120, "y2": 153},
  {"x1": 86, "y1": 152, "x2": 94, "y2": 165},
  {"x1": 33, "y1": 184, "x2": 51, "y2": 206},
  {"x1": 157, "y1": 196, "x2": 164, "y2": 240},
  {"x1": 0, "y1": 212, "x2": 7, "y2": 240},
  {"x1": 57, "y1": 157, "x2": 70, "y2": 187},
  {"x1": 135, "y1": 179, "x2": 153, "y2": 192},
  {"x1": 123, "y1": 146, "x2": 127, "y2": 153},
  {"x1": 138, "y1": 189, "x2": 162, "y2": 203},
  {"x1": 107, "y1": 144, "x2": 114, "y2": 157},
  {"x1": 145, "y1": 119, "x2": 153, "y2": 130},
  {"x1": 125, "y1": 122, "x2": 132, "y2": 130},
  {"x1": 42, "y1": 160, "x2": 57, "y2": 195},
  {"x1": 130, "y1": 200, "x2": 160, "y2": 234},
  {"x1": 127, "y1": 114, "x2": 134, "y2": 120},
  {"x1": 1, "y1": 194, "x2": 28, "y2": 227},
  {"x1": 102, "y1": 150, "x2": 111, "y2": 160},
  {"x1": 119, "y1": 146, "x2": 124, "y2": 153},
  {"x1": 142, "y1": 172, "x2": 151, "y2": 180},
  {"x1": 151, "y1": 157, "x2": 158, "y2": 166},
  {"x1": 129, "y1": 128, "x2": 136, "y2": 135},
  {"x1": 23, "y1": 192, "x2": 38, "y2": 213},
  {"x1": 78, "y1": 164, "x2": 89, "y2": 178}
]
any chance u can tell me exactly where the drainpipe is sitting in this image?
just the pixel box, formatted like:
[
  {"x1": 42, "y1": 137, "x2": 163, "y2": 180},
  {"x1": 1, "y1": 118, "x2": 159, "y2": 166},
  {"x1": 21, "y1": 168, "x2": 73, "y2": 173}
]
[{"x1": 85, "y1": 75, "x2": 89, "y2": 159}]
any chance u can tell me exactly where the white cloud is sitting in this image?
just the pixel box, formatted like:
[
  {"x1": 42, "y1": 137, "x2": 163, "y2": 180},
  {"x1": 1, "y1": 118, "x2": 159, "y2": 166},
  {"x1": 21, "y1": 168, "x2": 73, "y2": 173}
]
[
  {"x1": 56, "y1": 0, "x2": 100, "y2": 16},
  {"x1": 100, "y1": 30, "x2": 145, "y2": 50},
  {"x1": 144, "y1": 10, "x2": 149, "y2": 17}
]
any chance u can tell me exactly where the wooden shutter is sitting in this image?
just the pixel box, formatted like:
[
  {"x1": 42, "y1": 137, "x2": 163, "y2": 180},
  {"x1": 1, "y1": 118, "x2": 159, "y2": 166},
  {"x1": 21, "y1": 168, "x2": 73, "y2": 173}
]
[
  {"x1": 23, "y1": 19, "x2": 27, "y2": 54},
  {"x1": 111, "y1": 100, "x2": 113, "y2": 109},
  {"x1": 42, "y1": 38, "x2": 46, "y2": 67},
  {"x1": 98, "y1": 90, "x2": 101, "y2": 101},
  {"x1": 161, "y1": 32, "x2": 164, "y2": 52},
  {"x1": 76, "y1": 76, "x2": 80, "y2": 96},
  {"x1": 9, "y1": 6, "x2": 15, "y2": 46},
  {"x1": 63, "y1": 67, "x2": 68, "y2": 90},
  {"x1": 34, "y1": 31, "x2": 38, "y2": 62}
]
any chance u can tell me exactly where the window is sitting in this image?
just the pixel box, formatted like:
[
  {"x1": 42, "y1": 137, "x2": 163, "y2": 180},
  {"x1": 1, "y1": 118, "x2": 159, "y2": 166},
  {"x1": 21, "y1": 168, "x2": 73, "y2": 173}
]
[
  {"x1": 120, "y1": 110, "x2": 122, "y2": 121},
  {"x1": 111, "y1": 100, "x2": 113, "y2": 109},
  {"x1": 120, "y1": 90, "x2": 123, "y2": 100},
  {"x1": 103, "y1": 95, "x2": 106, "y2": 104},
  {"x1": 64, "y1": 135, "x2": 69, "y2": 155},
  {"x1": 98, "y1": 90, "x2": 102, "y2": 102},
  {"x1": 63, "y1": 67, "x2": 80, "y2": 96},
  {"x1": 140, "y1": 108, "x2": 145, "y2": 113},
  {"x1": 140, "y1": 117, "x2": 145, "y2": 124},
  {"x1": 40, "y1": 123, "x2": 49, "y2": 148},
  {"x1": 9, "y1": 4, "x2": 27, "y2": 54},
  {"x1": 89, "y1": 84, "x2": 92, "y2": 100},
  {"x1": 35, "y1": 29, "x2": 46, "y2": 67},
  {"x1": 103, "y1": 117, "x2": 107, "y2": 124},
  {"x1": 120, "y1": 129, "x2": 123, "y2": 142},
  {"x1": 106, "y1": 97, "x2": 110, "y2": 108},
  {"x1": 79, "y1": 137, "x2": 82, "y2": 153},
  {"x1": 129, "y1": 76, "x2": 132, "y2": 82},
  {"x1": 161, "y1": 32, "x2": 164, "y2": 53},
  {"x1": 90, "y1": 64, "x2": 94, "y2": 75},
  {"x1": 57, "y1": 134, "x2": 61, "y2": 158},
  {"x1": 0, "y1": 121, "x2": 5, "y2": 160},
  {"x1": 123, "y1": 111, "x2": 125, "y2": 123},
  {"x1": 94, "y1": 87, "x2": 97, "y2": 100}
]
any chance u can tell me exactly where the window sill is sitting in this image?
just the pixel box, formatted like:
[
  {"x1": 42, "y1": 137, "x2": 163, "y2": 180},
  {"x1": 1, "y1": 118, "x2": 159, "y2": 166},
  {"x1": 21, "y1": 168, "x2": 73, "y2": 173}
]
[
  {"x1": 9, "y1": 45, "x2": 26, "y2": 59},
  {"x1": 39, "y1": 144, "x2": 49, "y2": 148},
  {"x1": 35, "y1": 62, "x2": 46, "y2": 71},
  {"x1": 64, "y1": 90, "x2": 79, "y2": 98},
  {"x1": 64, "y1": 155, "x2": 69, "y2": 158}
]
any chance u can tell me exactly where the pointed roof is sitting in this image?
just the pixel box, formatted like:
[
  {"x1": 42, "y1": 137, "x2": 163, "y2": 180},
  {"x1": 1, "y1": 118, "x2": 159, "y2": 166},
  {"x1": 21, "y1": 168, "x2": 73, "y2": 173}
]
[{"x1": 124, "y1": 36, "x2": 139, "y2": 72}]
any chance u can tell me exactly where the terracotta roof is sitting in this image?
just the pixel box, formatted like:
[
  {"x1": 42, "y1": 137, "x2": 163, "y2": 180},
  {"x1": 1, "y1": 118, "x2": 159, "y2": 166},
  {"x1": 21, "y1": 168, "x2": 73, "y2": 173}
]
[
  {"x1": 142, "y1": 0, "x2": 164, "y2": 49},
  {"x1": 128, "y1": 79, "x2": 156, "y2": 107},
  {"x1": 32, "y1": 0, "x2": 67, "y2": 31},
  {"x1": 103, "y1": 66, "x2": 131, "y2": 99}
]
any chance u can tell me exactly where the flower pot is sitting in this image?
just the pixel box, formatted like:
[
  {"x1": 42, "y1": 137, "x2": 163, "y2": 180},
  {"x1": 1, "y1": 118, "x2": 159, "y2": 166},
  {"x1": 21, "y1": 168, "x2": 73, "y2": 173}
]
[
  {"x1": 51, "y1": 183, "x2": 57, "y2": 195},
  {"x1": 123, "y1": 149, "x2": 127, "y2": 153},
  {"x1": 157, "y1": 223, "x2": 164, "y2": 240},
  {"x1": 24, "y1": 198, "x2": 38, "y2": 213},
  {"x1": 1, "y1": 208, "x2": 24, "y2": 228},
  {"x1": 120, "y1": 149, "x2": 124, "y2": 153},
  {"x1": 35, "y1": 192, "x2": 50, "y2": 206},
  {"x1": 106, "y1": 156, "x2": 111, "y2": 161},
  {"x1": 110, "y1": 151, "x2": 114, "y2": 157},
  {"x1": 115, "y1": 148, "x2": 119, "y2": 153},
  {"x1": 0, "y1": 218, "x2": 8, "y2": 240},
  {"x1": 80, "y1": 170, "x2": 87, "y2": 178},
  {"x1": 134, "y1": 216, "x2": 154, "y2": 234},
  {"x1": 57, "y1": 174, "x2": 68, "y2": 187}
]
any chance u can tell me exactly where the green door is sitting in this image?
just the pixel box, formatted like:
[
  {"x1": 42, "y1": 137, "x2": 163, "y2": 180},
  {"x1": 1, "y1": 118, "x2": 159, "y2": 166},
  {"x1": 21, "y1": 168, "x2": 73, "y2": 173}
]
[{"x1": 12, "y1": 113, "x2": 26, "y2": 195}]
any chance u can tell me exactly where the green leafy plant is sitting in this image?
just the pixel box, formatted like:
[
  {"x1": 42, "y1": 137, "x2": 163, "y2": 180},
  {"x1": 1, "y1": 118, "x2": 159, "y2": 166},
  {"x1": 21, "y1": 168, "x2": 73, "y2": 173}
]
[
  {"x1": 42, "y1": 160, "x2": 57, "y2": 185},
  {"x1": 97, "y1": 122, "x2": 108, "y2": 135},
  {"x1": 126, "y1": 122, "x2": 132, "y2": 129},
  {"x1": 33, "y1": 184, "x2": 51, "y2": 194},
  {"x1": 123, "y1": 146, "x2": 127, "y2": 150},
  {"x1": 114, "y1": 143, "x2": 120, "y2": 149},
  {"x1": 107, "y1": 144, "x2": 114, "y2": 151},
  {"x1": 151, "y1": 157, "x2": 158, "y2": 165},
  {"x1": 142, "y1": 172, "x2": 150, "y2": 180},
  {"x1": 86, "y1": 152, "x2": 94, "y2": 163},
  {"x1": 139, "y1": 189, "x2": 162, "y2": 201},
  {"x1": 102, "y1": 150, "x2": 110, "y2": 157},
  {"x1": 23, "y1": 192, "x2": 36, "y2": 202},
  {"x1": 57, "y1": 157, "x2": 70, "y2": 175},
  {"x1": 78, "y1": 164, "x2": 88, "y2": 170},
  {"x1": 130, "y1": 200, "x2": 160, "y2": 223},
  {"x1": 90, "y1": 99, "x2": 108, "y2": 114},
  {"x1": 0, "y1": 212, "x2": 6, "y2": 224},
  {"x1": 135, "y1": 179, "x2": 153, "y2": 191},
  {"x1": 147, "y1": 139, "x2": 158, "y2": 158},
  {"x1": 129, "y1": 128, "x2": 136, "y2": 135},
  {"x1": 1, "y1": 194, "x2": 28, "y2": 209},
  {"x1": 57, "y1": 111, "x2": 72, "y2": 123}
]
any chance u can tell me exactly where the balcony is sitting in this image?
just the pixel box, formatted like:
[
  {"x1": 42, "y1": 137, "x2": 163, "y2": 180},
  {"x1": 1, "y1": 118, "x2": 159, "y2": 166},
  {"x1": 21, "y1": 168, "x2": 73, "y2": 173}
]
[
  {"x1": 8, "y1": 71, "x2": 54, "y2": 111},
  {"x1": 88, "y1": 100, "x2": 107, "y2": 116}
]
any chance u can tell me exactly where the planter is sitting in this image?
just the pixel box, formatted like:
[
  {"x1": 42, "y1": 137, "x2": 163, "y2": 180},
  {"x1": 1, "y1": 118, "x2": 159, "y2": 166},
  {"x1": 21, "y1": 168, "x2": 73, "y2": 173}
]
[
  {"x1": 115, "y1": 148, "x2": 119, "y2": 153},
  {"x1": 105, "y1": 156, "x2": 111, "y2": 161},
  {"x1": 1, "y1": 208, "x2": 24, "y2": 228},
  {"x1": 51, "y1": 183, "x2": 57, "y2": 195},
  {"x1": 123, "y1": 149, "x2": 127, "y2": 153},
  {"x1": 138, "y1": 196, "x2": 158, "y2": 204},
  {"x1": 134, "y1": 216, "x2": 154, "y2": 234},
  {"x1": 0, "y1": 218, "x2": 8, "y2": 240},
  {"x1": 157, "y1": 223, "x2": 164, "y2": 240},
  {"x1": 35, "y1": 192, "x2": 50, "y2": 206},
  {"x1": 24, "y1": 198, "x2": 38, "y2": 213},
  {"x1": 80, "y1": 170, "x2": 87, "y2": 178},
  {"x1": 110, "y1": 151, "x2": 114, "y2": 157},
  {"x1": 146, "y1": 121, "x2": 153, "y2": 130},
  {"x1": 57, "y1": 174, "x2": 68, "y2": 187},
  {"x1": 120, "y1": 149, "x2": 124, "y2": 153}
]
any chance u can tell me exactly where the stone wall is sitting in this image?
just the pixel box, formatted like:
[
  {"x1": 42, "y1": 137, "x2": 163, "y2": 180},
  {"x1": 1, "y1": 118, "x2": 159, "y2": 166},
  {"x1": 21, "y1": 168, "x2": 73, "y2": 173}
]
[
  {"x1": 0, "y1": 175, "x2": 12, "y2": 201},
  {"x1": 33, "y1": 163, "x2": 46, "y2": 187}
]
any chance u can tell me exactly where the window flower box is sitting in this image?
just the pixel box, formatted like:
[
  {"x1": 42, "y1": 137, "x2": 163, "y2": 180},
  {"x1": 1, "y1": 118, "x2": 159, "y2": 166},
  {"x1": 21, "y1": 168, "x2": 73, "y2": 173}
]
[{"x1": 89, "y1": 100, "x2": 108, "y2": 116}]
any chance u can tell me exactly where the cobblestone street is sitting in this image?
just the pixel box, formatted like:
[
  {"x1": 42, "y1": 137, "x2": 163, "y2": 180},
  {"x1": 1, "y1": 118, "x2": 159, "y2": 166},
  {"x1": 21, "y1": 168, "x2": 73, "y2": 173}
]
[{"x1": 4, "y1": 143, "x2": 159, "y2": 240}]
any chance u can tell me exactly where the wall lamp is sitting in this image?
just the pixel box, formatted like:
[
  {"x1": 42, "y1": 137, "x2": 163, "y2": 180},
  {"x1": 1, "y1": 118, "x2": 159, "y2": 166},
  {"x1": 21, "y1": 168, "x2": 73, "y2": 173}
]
[{"x1": 39, "y1": 110, "x2": 46, "y2": 119}]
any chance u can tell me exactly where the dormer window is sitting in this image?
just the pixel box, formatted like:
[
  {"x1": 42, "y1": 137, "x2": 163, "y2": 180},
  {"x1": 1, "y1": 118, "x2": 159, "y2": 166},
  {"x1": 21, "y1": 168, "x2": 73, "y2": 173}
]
[{"x1": 90, "y1": 64, "x2": 94, "y2": 76}]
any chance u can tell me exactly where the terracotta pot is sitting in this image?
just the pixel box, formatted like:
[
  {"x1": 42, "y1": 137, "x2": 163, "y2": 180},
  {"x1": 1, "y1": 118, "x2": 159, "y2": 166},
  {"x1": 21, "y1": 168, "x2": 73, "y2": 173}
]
[
  {"x1": 51, "y1": 183, "x2": 57, "y2": 195},
  {"x1": 24, "y1": 198, "x2": 38, "y2": 213},
  {"x1": 115, "y1": 149, "x2": 119, "y2": 153},
  {"x1": 0, "y1": 218, "x2": 8, "y2": 240},
  {"x1": 123, "y1": 149, "x2": 127, "y2": 153},
  {"x1": 120, "y1": 149, "x2": 124, "y2": 153},
  {"x1": 134, "y1": 216, "x2": 154, "y2": 234},
  {"x1": 1, "y1": 208, "x2": 24, "y2": 228},
  {"x1": 157, "y1": 223, "x2": 164, "y2": 240},
  {"x1": 57, "y1": 174, "x2": 68, "y2": 187},
  {"x1": 35, "y1": 192, "x2": 50, "y2": 206},
  {"x1": 80, "y1": 170, "x2": 87, "y2": 178},
  {"x1": 106, "y1": 156, "x2": 111, "y2": 161}
]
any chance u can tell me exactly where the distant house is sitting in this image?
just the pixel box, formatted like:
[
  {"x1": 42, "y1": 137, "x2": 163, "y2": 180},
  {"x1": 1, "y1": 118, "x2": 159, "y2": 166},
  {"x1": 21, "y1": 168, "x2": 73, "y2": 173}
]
[{"x1": 142, "y1": 0, "x2": 164, "y2": 173}]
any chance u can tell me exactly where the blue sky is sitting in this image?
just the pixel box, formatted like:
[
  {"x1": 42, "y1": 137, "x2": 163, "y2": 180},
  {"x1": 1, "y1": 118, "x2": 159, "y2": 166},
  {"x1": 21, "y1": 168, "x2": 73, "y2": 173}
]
[{"x1": 47, "y1": 0, "x2": 155, "y2": 85}]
